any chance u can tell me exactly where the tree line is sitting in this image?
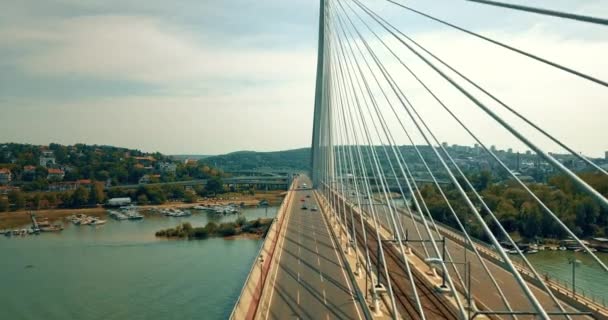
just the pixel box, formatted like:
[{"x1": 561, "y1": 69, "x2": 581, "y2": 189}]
[
  {"x1": 414, "y1": 171, "x2": 608, "y2": 241},
  {"x1": 0, "y1": 177, "x2": 226, "y2": 212}
]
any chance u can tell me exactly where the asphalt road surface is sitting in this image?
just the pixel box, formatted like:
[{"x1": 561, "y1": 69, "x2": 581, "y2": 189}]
[{"x1": 266, "y1": 178, "x2": 364, "y2": 320}]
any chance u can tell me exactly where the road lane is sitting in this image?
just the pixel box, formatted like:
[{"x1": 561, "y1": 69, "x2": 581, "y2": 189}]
[{"x1": 267, "y1": 177, "x2": 363, "y2": 320}]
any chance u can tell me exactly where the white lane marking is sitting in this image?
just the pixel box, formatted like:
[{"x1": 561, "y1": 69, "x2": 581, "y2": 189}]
[
  {"x1": 297, "y1": 289, "x2": 300, "y2": 305},
  {"x1": 317, "y1": 255, "x2": 321, "y2": 266},
  {"x1": 316, "y1": 245, "x2": 319, "y2": 254},
  {"x1": 323, "y1": 289, "x2": 327, "y2": 305},
  {"x1": 320, "y1": 272, "x2": 324, "y2": 282},
  {"x1": 298, "y1": 272, "x2": 300, "y2": 283}
]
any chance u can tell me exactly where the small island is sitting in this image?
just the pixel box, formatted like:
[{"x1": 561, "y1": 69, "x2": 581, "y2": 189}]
[{"x1": 155, "y1": 216, "x2": 273, "y2": 240}]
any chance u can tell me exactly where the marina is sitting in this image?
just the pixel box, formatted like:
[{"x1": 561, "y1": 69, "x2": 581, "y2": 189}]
[{"x1": 1, "y1": 203, "x2": 256, "y2": 239}]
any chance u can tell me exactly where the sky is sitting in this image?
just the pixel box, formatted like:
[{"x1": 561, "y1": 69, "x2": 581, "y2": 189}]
[{"x1": 0, "y1": 0, "x2": 606, "y2": 157}]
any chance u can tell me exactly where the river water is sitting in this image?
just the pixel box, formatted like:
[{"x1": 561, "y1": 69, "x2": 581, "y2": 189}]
[{"x1": 0, "y1": 206, "x2": 277, "y2": 320}]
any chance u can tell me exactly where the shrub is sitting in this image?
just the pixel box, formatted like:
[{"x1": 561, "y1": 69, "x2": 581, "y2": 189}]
[
  {"x1": 204, "y1": 222, "x2": 218, "y2": 234},
  {"x1": 217, "y1": 222, "x2": 237, "y2": 236},
  {"x1": 191, "y1": 227, "x2": 209, "y2": 239},
  {"x1": 235, "y1": 216, "x2": 247, "y2": 227}
]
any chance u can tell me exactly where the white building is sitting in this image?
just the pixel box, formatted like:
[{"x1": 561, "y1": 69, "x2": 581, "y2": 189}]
[
  {"x1": 107, "y1": 198, "x2": 132, "y2": 207},
  {"x1": 40, "y1": 150, "x2": 56, "y2": 167},
  {"x1": 159, "y1": 162, "x2": 177, "y2": 173}
]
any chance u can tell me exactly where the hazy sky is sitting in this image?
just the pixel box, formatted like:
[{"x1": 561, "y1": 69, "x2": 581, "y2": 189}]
[{"x1": 0, "y1": 0, "x2": 606, "y2": 156}]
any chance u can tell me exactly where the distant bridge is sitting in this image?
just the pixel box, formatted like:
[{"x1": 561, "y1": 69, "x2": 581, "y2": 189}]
[{"x1": 107, "y1": 175, "x2": 292, "y2": 191}]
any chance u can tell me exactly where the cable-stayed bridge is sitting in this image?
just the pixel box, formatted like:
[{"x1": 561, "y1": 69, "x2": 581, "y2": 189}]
[{"x1": 232, "y1": 1, "x2": 608, "y2": 319}]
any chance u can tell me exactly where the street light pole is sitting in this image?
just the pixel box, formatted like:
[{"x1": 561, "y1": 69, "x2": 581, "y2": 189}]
[
  {"x1": 467, "y1": 262, "x2": 472, "y2": 320},
  {"x1": 441, "y1": 237, "x2": 447, "y2": 289},
  {"x1": 259, "y1": 255, "x2": 264, "y2": 298},
  {"x1": 568, "y1": 258, "x2": 580, "y2": 296}
]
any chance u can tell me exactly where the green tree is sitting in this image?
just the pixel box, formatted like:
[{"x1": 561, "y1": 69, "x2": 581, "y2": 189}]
[
  {"x1": 206, "y1": 177, "x2": 224, "y2": 194},
  {"x1": 235, "y1": 215, "x2": 247, "y2": 227},
  {"x1": 8, "y1": 190, "x2": 25, "y2": 210},
  {"x1": 31, "y1": 194, "x2": 41, "y2": 210},
  {"x1": 473, "y1": 170, "x2": 492, "y2": 191},
  {"x1": 184, "y1": 191, "x2": 197, "y2": 203},
  {"x1": 71, "y1": 187, "x2": 90, "y2": 207},
  {"x1": 0, "y1": 198, "x2": 9, "y2": 212},
  {"x1": 89, "y1": 182, "x2": 105, "y2": 205},
  {"x1": 137, "y1": 194, "x2": 149, "y2": 205}
]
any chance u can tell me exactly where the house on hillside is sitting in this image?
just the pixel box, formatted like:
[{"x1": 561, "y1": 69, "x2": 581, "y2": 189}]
[
  {"x1": 134, "y1": 156, "x2": 156, "y2": 167},
  {"x1": 0, "y1": 186, "x2": 19, "y2": 195},
  {"x1": 24, "y1": 165, "x2": 36, "y2": 174},
  {"x1": 0, "y1": 168, "x2": 12, "y2": 185},
  {"x1": 159, "y1": 162, "x2": 177, "y2": 173},
  {"x1": 48, "y1": 179, "x2": 92, "y2": 192},
  {"x1": 47, "y1": 168, "x2": 65, "y2": 181},
  {"x1": 40, "y1": 150, "x2": 56, "y2": 167}
]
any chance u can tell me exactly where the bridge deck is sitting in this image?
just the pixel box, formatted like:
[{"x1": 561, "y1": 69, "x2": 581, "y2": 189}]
[{"x1": 264, "y1": 179, "x2": 364, "y2": 320}]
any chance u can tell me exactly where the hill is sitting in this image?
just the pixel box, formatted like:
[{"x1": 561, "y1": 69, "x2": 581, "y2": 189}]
[
  {"x1": 201, "y1": 148, "x2": 311, "y2": 172},
  {"x1": 170, "y1": 154, "x2": 214, "y2": 161}
]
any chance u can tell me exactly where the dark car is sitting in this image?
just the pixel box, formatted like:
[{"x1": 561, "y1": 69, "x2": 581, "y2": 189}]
[
  {"x1": 301, "y1": 204, "x2": 308, "y2": 210},
  {"x1": 306, "y1": 195, "x2": 311, "y2": 198}
]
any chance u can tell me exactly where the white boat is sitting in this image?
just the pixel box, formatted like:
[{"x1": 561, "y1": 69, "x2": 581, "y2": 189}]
[
  {"x1": 526, "y1": 249, "x2": 539, "y2": 254},
  {"x1": 108, "y1": 210, "x2": 128, "y2": 220},
  {"x1": 166, "y1": 209, "x2": 191, "y2": 217},
  {"x1": 89, "y1": 218, "x2": 107, "y2": 226},
  {"x1": 79, "y1": 217, "x2": 93, "y2": 225},
  {"x1": 125, "y1": 210, "x2": 144, "y2": 220},
  {"x1": 558, "y1": 246, "x2": 567, "y2": 251}
]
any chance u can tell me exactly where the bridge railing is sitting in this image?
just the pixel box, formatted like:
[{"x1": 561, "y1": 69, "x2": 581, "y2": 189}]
[{"x1": 229, "y1": 179, "x2": 296, "y2": 320}]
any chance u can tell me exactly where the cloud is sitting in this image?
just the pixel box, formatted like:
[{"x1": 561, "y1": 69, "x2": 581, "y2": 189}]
[
  {"x1": 2, "y1": 14, "x2": 315, "y2": 87},
  {"x1": 0, "y1": 0, "x2": 605, "y2": 156},
  {"x1": 344, "y1": 19, "x2": 608, "y2": 157}
]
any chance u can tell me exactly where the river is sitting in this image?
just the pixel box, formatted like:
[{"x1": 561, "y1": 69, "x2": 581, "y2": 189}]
[{"x1": 0, "y1": 206, "x2": 277, "y2": 320}]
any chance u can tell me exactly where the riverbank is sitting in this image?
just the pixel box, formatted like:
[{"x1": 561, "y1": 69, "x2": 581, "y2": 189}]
[{"x1": 0, "y1": 190, "x2": 285, "y2": 229}]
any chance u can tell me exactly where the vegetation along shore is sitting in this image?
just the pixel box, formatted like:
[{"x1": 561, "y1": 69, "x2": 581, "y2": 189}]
[{"x1": 155, "y1": 217, "x2": 273, "y2": 240}]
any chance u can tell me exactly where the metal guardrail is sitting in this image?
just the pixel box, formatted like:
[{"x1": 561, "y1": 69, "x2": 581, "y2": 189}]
[
  {"x1": 228, "y1": 181, "x2": 295, "y2": 320},
  {"x1": 253, "y1": 186, "x2": 296, "y2": 319}
]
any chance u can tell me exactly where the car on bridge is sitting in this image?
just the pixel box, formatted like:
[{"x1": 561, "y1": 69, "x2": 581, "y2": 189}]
[
  {"x1": 310, "y1": 206, "x2": 317, "y2": 211},
  {"x1": 301, "y1": 204, "x2": 308, "y2": 210}
]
